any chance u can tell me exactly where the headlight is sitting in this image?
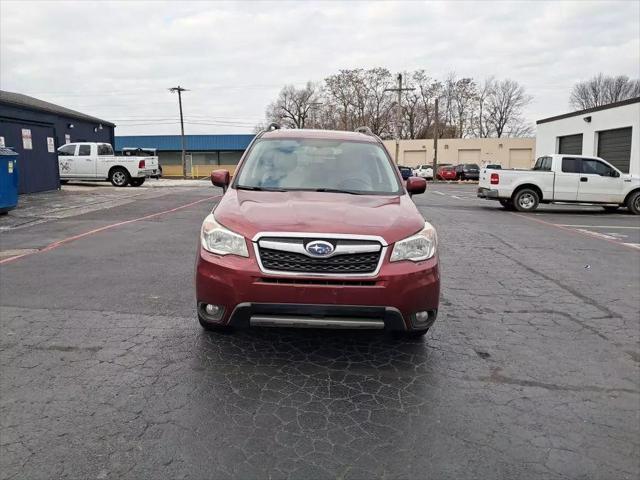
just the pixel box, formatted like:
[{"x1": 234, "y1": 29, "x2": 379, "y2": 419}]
[
  {"x1": 201, "y1": 214, "x2": 249, "y2": 257},
  {"x1": 390, "y1": 222, "x2": 437, "y2": 262}
]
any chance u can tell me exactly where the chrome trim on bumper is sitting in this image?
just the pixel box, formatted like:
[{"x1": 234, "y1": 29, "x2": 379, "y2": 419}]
[{"x1": 250, "y1": 315, "x2": 385, "y2": 329}]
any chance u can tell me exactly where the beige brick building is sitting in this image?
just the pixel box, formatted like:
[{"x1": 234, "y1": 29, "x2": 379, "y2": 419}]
[{"x1": 382, "y1": 137, "x2": 536, "y2": 169}]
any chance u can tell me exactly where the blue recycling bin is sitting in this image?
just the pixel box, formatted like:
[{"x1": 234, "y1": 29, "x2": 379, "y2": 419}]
[{"x1": 0, "y1": 147, "x2": 19, "y2": 214}]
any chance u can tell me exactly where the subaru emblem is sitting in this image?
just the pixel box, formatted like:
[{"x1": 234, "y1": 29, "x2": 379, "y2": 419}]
[{"x1": 305, "y1": 240, "x2": 334, "y2": 257}]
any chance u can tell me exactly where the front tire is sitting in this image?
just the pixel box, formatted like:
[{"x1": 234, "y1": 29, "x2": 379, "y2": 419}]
[
  {"x1": 109, "y1": 168, "x2": 130, "y2": 187},
  {"x1": 627, "y1": 191, "x2": 640, "y2": 215},
  {"x1": 513, "y1": 188, "x2": 539, "y2": 212},
  {"x1": 130, "y1": 178, "x2": 145, "y2": 187}
]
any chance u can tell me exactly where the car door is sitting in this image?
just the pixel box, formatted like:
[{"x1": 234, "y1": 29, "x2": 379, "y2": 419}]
[
  {"x1": 577, "y1": 158, "x2": 625, "y2": 203},
  {"x1": 57, "y1": 144, "x2": 77, "y2": 178},
  {"x1": 75, "y1": 144, "x2": 97, "y2": 178},
  {"x1": 553, "y1": 157, "x2": 581, "y2": 201}
]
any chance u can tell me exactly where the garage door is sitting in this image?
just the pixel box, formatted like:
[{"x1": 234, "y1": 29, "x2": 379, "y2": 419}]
[
  {"x1": 457, "y1": 149, "x2": 480, "y2": 163},
  {"x1": 597, "y1": 127, "x2": 632, "y2": 173},
  {"x1": 508, "y1": 148, "x2": 533, "y2": 169},
  {"x1": 403, "y1": 150, "x2": 426, "y2": 167},
  {"x1": 558, "y1": 134, "x2": 583, "y2": 155}
]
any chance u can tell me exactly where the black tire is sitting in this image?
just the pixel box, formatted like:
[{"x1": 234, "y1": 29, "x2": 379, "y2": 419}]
[
  {"x1": 602, "y1": 206, "x2": 620, "y2": 213},
  {"x1": 513, "y1": 188, "x2": 539, "y2": 212},
  {"x1": 627, "y1": 191, "x2": 640, "y2": 215},
  {"x1": 60, "y1": 180, "x2": 69, "y2": 185},
  {"x1": 198, "y1": 314, "x2": 233, "y2": 333},
  {"x1": 109, "y1": 167, "x2": 130, "y2": 187},
  {"x1": 130, "y1": 178, "x2": 145, "y2": 187},
  {"x1": 499, "y1": 199, "x2": 515, "y2": 210}
]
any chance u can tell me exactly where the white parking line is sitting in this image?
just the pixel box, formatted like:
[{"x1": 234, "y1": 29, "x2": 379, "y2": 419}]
[
  {"x1": 433, "y1": 191, "x2": 445, "y2": 196},
  {"x1": 622, "y1": 243, "x2": 640, "y2": 250},
  {"x1": 556, "y1": 224, "x2": 640, "y2": 229}
]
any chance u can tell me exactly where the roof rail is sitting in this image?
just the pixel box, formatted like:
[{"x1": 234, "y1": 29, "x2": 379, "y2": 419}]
[
  {"x1": 266, "y1": 122, "x2": 281, "y2": 131},
  {"x1": 355, "y1": 126, "x2": 374, "y2": 136}
]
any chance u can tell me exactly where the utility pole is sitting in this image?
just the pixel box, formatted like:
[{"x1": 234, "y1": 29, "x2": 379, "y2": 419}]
[
  {"x1": 385, "y1": 74, "x2": 414, "y2": 164},
  {"x1": 169, "y1": 86, "x2": 189, "y2": 178},
  {"x1": 432, "y1": 98, "x2": 439, "y2": 182}
]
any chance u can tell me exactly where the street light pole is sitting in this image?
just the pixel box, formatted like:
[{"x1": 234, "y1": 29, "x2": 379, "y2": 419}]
[{"x1": 169, "y1": 86, "x2": 189, "y2": 178}]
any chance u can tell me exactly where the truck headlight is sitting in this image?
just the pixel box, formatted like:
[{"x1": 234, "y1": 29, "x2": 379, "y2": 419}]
[
  {"x1": 390, "y1": 222, "x2": 437, "y2": 262},
  {"x1": 201, "y1": 214, "x2": 249, "y2": 257}
]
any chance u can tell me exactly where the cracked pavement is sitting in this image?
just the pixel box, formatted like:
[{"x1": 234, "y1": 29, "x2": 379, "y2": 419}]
[{"x1": 1, "y1": 184, "x2": 638, "y2": 479}]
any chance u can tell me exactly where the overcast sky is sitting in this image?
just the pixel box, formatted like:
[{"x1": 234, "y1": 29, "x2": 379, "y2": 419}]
[{"x1": 1, "y1": 0, "x2": 638, "y2": 136}]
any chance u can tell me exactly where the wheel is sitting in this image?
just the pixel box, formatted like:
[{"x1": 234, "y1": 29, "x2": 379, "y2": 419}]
[
  {"x1": 627, "y1": 191, "x2": 640, "y2": 215},
  {"x1": 602, "y1": 206, "x2": 620, "y2": 213},
  {"x1": 499, "y1": 199, "x2": 515, "y2": 210},
  {"x1": 60, "y1": 180, "x2": 69, "y2": 185},
  {"x1": 130, "y1": 178, "x2": 145, "y2": 187},
  {"x1": 109, "y1": 168, "x2": 130, "y2": 187},
  {"x1": 198, "y1": 313, "x2": 233, "y2": 333},
  {"x1": 513, "y1": 188, "x2": 539, "y2": 212}
]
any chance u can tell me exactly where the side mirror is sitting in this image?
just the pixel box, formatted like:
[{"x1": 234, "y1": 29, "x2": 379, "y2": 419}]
[
  {"x1": 406, "y1": 176, "x2": 427, "y2": 196},
  {"x1": 211, "y1": 169, "x2": 230, "y2": 192}
]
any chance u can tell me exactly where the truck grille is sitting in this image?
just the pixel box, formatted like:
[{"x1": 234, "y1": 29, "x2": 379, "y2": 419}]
[{"x1": 258, "y1": 247, "x2": 381, "y2": 274}]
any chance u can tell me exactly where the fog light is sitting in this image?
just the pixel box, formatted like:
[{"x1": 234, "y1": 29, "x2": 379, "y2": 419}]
[
  {"x1": 412, "y1": 310, "x2": 435, "y2": 328},
  {"x1": 203, "y1": 304, "x2": 224, "y2": 321}
]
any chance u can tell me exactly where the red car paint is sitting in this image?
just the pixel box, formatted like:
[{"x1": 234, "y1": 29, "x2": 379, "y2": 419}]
[
  {"x1": 195, "y1": 129, "x2": 440, "y2": 333},
  {"x1": 436, "y1": 166, "x2": 457, "y2": 181}
]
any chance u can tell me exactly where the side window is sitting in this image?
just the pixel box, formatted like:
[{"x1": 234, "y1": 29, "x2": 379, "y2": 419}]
[
  {"x1": 78, "y1": 144, "x2": 91, "y2": 156},
  {"x1": 582, "y1": 159, "x2": 612, "y2": 176},
  {"x1": 561, "y1": 157, "x2": 581, "y2": 173},
  {"x1": 534, "y1": 157, "x2": 552, "y2": 171},
  {"x1": 97, "y1": 144, "x2": 113, "y2": 156},
  {"x1": 58, "y1": 144, "x2": 76, "y2": 156}
]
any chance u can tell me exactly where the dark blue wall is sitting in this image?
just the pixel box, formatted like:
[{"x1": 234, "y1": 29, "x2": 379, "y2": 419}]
[{"x1": 0, "y1": 103, "x2": 115, "y2": 193}]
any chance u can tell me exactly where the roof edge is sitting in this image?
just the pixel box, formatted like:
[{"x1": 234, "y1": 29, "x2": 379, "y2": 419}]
[{"x1": 536, "y1": 97, "x2": 640, "y2": 125}]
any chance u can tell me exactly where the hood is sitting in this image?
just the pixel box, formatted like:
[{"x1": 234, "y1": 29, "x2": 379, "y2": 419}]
[{"x1": 213, "y1": 189, "x2": 425, "y2": 245}]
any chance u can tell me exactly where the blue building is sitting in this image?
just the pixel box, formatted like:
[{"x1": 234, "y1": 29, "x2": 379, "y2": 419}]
[
  {"x1": 0, "y1": 90, "x2": 115, "y2": 194},
  {"x1": 115, "y1": 134, "x2": 255, "y2": 177}
]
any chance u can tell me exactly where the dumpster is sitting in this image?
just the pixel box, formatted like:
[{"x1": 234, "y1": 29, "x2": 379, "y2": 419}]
[{"x1": 0, "y1": 147, "x2": 19, "y2": 214}]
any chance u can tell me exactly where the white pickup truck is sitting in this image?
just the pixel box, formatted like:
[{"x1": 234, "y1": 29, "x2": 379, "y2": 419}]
[
  {"x1": 477, "y1": 154, "x2": 640, "y2": 215},
  {"x1": 57, "y1": 142, "x2": 159, "y2": 187}
]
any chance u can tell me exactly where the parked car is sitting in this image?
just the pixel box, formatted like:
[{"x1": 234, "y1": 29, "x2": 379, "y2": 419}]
[
  {"x1": 121, "y1": 147, "x2": 162, "y2": 178},
  {"x1": 195, "y1": 127, "x2": 440, "y2": 337},
  {"x1": 482, "y1": 163, "x2": 502, "y2": 170},
  {"x1": 478, "y1": 154, "x2": 640, "y2": 214},
  {"x1": 57, "y1": 143, "x2": 159, "y2": 187},
  {"x1": 398, "y1": 165, "x2": 413, "y2": 180},
  {"x1": 413, "y1": 164, "x2": 434, "y2": 180},
  {"x1": 454, "y1": 163, "x2": 480, "y2": 180},
  {"x1": 436, "y1": 165, "x2": 457, "y2": 181}
]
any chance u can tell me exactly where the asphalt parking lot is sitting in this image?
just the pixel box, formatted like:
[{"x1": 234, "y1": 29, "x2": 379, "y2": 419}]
[{"x1": 1, "y1": 183, "x2": 639, "y2": 479}]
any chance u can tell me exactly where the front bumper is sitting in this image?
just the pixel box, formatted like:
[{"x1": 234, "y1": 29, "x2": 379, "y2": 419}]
[
  {"x1": 477, "y1": 187, "x2": 499, "y2": 199},
  {"x1": 195, "y1": 247, "x2": 440, "y2": 331}
]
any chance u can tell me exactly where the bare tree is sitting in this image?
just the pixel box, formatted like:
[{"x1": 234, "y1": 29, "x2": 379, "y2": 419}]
[
  {"x1": 265, "y1": 82, "x2": 321, "y2": 129},
  {"x1": 487, "y1": 79, "x2": 532, "y2": 138},
  {"x1": 569, "y1": 74, "x2": 640, "y2": 110}
]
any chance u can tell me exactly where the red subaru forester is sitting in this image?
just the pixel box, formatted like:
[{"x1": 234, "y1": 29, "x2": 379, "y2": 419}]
[{"x1": 195, "y1": 127, "x2": 440, "y2": 337}]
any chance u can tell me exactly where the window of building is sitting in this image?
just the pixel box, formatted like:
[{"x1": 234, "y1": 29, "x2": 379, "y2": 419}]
[{"x1": 220, "y1": 151, "x2": 242, "y2": 166}]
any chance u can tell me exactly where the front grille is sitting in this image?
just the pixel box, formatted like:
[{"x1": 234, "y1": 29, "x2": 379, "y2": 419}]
[
  {"x1": 260, "y1": 278, "x2": 377, "y2": 286},
  {"x1": 258, "y1": 248, "x2": 381, "y2": 274}
]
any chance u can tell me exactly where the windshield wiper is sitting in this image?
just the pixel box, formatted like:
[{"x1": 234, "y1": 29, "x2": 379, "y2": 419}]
[
  {"x1": 311, "y1": 188, "x2": 364, "y2": 195},
  {"x1": 236, "y1": 185, "x2": 287, "y2": 192}
]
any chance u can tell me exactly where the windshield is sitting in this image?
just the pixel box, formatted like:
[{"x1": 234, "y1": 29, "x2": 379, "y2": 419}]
[{"x1": 234, "y1": 138, "x2": 402, "y2": 195}]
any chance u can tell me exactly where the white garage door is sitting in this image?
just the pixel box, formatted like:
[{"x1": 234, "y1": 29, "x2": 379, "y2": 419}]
[
  {"x1": 457, "y1": 149, "x2": 481, "y2": 163},
  {"x1": 509, "y1": 148, "x2": 533, "y2": 169},
  {"x1": 403, "y1": 150, "x2": 427, "y2": 167}
]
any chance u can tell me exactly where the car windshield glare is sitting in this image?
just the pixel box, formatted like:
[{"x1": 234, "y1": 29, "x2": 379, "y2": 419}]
[{"x1": 234, "y1": 139, "x2": 402, "y2": 195}]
